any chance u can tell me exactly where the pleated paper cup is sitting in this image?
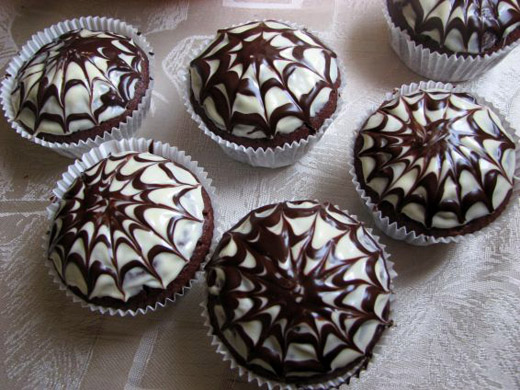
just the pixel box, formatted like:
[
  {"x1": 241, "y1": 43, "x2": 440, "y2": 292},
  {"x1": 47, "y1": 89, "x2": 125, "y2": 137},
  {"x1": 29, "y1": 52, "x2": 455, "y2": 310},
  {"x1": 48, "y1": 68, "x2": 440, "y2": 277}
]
[
  {"x1": 183, "y1": 20, "x2": 346, "y2": 168},
  {"x1": 201, "y1": 201, "x2": 397, "y2": 389},
  {"x1": 45, "y1": 137, "x2": 219, "y2": 316},
  {"x1": 349, "y1": 80, "x2": 520, "y2": 246},
  {"x1": 1, "y1": 16, "x2": 154, "y2": 159},
  {"x1": 383, "y1": 6, "x2": 520, "y2": 82}
]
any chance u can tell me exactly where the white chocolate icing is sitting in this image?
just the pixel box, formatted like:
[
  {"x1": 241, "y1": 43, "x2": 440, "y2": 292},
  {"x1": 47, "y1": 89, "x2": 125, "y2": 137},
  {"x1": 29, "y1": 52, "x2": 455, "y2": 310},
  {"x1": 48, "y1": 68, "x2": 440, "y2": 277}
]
[
  {"x1": 48, "y1": 152, "x2": 207, "y2": 303},
  {"x1": 357, "y1": 88, "x2": 516, "y2": 231},
  {"x1": 190, "y1": 20, "x2": 340, "y2": 140},
  {"x1": 207, "y1": 201, "x2": 392, "y2": 382},
  {"x1": 390, "y1": 0, "x2": 520, "y2": 54},
  {"x1": 12, "y1": 29, "x2": 148, "y2": 138}
]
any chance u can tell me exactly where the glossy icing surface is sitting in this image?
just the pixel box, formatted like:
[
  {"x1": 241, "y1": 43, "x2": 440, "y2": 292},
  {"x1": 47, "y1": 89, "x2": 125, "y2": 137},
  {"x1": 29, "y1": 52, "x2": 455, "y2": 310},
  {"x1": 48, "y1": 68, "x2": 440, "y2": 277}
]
[
  {"x1": 388, "y1": 0, "x2": 520, "y2": 54},
  {"x1": 356, "y1": 88, "x2": 515, "y2": 232},
  {"x1": 206, "y1": 201, "x2": 392, "y2": 384},
  {"x1": 48, "y1": 152, "x2": 206, "y2": 303},
  {"x1": 190, "y1": 20, "x2": 339, "y2": 140},
  {"x1": 12, "y1": 28, "x2": 148, "y2": 137}
]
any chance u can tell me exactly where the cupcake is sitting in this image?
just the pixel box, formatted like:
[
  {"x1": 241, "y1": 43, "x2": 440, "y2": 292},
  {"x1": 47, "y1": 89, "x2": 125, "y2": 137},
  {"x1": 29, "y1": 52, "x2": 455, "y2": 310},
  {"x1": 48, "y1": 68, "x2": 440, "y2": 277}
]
[
  {"x1": 352, "y1": 83, "x2": 517, "y2": 245},
  {"x1": 385, "y1": 0, "x2": 520, "y2": 81},
  {"x1": 2, "y1": 17, "x2": 153, "y2": 158},
  {"x1": 48, "y1": 141, "x2": 214, "y2": 315},
  {"x1": 188, "y1": 20, "x2": 341, "y2": 167},
  {"x1": 205, "y1": 201, "x2": 393, "y2": 388}
]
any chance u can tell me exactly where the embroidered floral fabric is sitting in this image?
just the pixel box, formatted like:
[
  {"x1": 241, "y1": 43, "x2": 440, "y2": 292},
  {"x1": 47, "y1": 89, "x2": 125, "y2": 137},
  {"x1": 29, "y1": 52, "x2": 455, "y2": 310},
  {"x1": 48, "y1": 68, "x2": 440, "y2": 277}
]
[{"x1": 0, "y1": 1, "x2": 518, "y2": 389}]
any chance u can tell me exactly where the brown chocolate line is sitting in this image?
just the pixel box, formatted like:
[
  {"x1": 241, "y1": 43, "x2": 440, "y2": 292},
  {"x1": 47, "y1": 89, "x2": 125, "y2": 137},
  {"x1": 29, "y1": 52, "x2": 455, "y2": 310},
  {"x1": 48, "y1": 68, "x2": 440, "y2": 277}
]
[
  {"x1": 388, "y1": 0, "x2": 520, "y2": 56},
  {"x1": 12, "y1": 29, "x2": 149, "y2": 137},
  {"x1": 354, "y1": 89, "x2": 515, "y2": 236},
  {"x1": 48, "y1": 152, "x2": 209, "y2": 308},
  {"x1": 206, "y1": 201, "x2": 391, "y2": 384},
  {"x1": 190, "y1": 20, "x2": 339, "y2": 140}
]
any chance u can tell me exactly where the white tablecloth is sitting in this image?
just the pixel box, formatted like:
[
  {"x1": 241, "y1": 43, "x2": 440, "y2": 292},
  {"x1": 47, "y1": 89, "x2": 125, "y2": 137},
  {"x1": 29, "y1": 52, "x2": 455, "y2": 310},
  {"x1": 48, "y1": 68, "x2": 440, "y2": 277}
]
[{"x1": 0, "y1": 1, "x2": 519, "y2": 389}]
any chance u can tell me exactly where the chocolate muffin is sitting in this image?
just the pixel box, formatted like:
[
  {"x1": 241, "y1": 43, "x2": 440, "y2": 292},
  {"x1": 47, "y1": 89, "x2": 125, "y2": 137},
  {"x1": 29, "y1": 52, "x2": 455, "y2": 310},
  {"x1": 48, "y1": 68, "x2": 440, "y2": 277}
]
[
  {"x1": 48, "y1": 151, "x2": 214, "y2": 312},
  {"x1": 189, "y1": 20, "x2": 341, "y2": 150},
  {"x1": 387, "y1": 0, "x2": 520, "y2": 56},
  {"x1": 10, "y1": 28, "x2": 150, "y2": 143},
  {"x1": 354, "y1": 87, "x2": 516, "y2": 239},
  {"x1": 205, "y1": 201, "x2": 393, "y2": 386}
]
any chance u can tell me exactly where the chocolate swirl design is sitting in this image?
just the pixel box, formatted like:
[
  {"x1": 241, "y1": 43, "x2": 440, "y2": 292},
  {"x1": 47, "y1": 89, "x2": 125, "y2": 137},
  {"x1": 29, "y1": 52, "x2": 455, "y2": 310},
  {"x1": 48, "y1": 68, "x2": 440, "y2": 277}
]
[
  {"x1": 206, "y1": 201, "x2": 392, "y2": 385},
  {"x1": 190, "y1": 20, "x2": 340, "y2": 147},
  {"x1": 11, "y1": 29, "x2": 149, "y2": 141},
  {"x1": 48, "y1": 152, "x2": 213, "y2": 310},
  {"x1": 354, "y1": 88, "x2": 516, "y2": 237},
  {"x1": 388, "y1": 0, "x2": 520, "y2": 55}
]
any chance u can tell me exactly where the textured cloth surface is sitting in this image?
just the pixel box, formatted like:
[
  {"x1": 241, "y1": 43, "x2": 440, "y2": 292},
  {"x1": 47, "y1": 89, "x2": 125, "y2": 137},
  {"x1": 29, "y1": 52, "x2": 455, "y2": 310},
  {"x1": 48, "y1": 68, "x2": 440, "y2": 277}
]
[{"x1": 0, "y1": 1, "x2": 519, "y2": 389}]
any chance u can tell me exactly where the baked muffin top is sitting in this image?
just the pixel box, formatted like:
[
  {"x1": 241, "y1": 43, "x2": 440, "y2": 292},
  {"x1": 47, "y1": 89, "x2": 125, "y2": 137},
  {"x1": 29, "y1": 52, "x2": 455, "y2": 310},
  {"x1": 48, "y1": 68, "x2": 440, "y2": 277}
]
[
  {"x1": 206, "y1": 201, "x2": 392, "y2": 384},
  {"x1": 48, "y1": 151, "x2": 211, "y2": 309},
  {"x1": 11, "y1": 29, "x2": 149, "y2": 140},
  {"x1": 355, "y1": 88, "x2": 516, "y2": 237},
  {"x1": 387, "y1": 0, "x2": 520, "y2": 55},
  {"x1": 190, "y1": 20, "x2": 340, "y2": 145}
]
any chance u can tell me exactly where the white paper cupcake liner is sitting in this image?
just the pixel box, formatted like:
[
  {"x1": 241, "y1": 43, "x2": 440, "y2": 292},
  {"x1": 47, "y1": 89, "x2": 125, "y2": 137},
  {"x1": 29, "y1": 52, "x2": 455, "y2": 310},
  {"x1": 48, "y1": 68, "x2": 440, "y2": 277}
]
[
  {"x1": 1, "y1": 16, "x2": 155, "y2": 159},
  {"x1": 383, "y1": 6, "x2": 520, "y2": 82},
  {"x1": 45, "y1": 137, "x2": 219, "y2": 316},
  {"x1": 200, "y1": 201, "x2": 397, "y2": 390},
  {"x1": 182, "y1": 20, "x2": 346, "y2": 168},
  {"x1": 349, "y1": 80, "x2": 520, "y2": 246}
]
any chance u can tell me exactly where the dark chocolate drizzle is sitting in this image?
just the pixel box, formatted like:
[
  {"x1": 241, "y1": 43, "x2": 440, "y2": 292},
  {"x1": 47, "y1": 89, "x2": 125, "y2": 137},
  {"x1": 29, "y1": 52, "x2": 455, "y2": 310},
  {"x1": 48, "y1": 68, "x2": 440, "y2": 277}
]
[
  {"x1": 190, "y1": 20, "x2": 339, "y2": 140},
  {"x1": 388, "y1": 0, "x2": 520, "y2": 54},
  {"x1": 48, "y1": 152, "x2": 205, "y2": 303},
  {"x1": 206, "y1": 201, "x2": 392, "y2": 385},
  {"x1": 355, "y1": 89, "x2": 515, "y2": 235},
  {"x1": 12, "y1": 28, "x2": 148, "y2": 136}
]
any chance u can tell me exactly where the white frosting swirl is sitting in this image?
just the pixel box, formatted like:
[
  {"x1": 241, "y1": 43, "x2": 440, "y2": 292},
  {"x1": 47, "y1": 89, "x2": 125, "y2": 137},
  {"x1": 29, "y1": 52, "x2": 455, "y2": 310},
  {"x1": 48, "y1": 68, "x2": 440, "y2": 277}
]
[
  {"x1": 357, "y1": 88, "x2": 516, "y2": 231},
  {"x1": 190, "y1": 21, "x2": 340, "y2": 140},
  {"x1": 207, "y1": 201, "x2": 391, "y2": 382},
  {"x1": 48, "y1": 152, "x2": 207, "y2": 303},
  {"x1": 12, "y1": 29, "x2": 148, "y2": 137},
  {"x1": 390, "y1": 0, "x2": 520, "y2": 54}
]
